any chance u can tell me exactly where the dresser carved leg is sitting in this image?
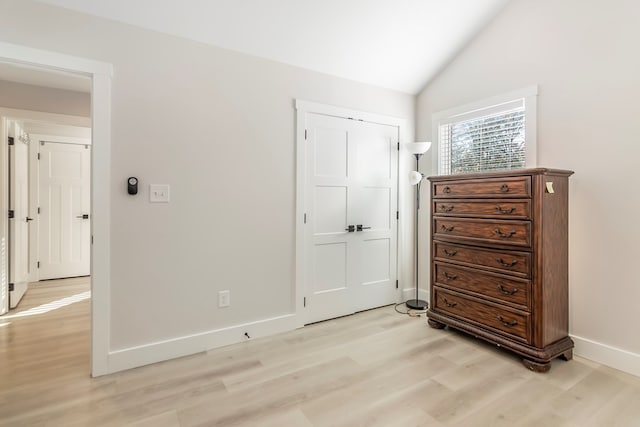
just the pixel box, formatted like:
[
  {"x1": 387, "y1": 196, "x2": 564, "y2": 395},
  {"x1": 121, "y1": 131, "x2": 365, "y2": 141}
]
[
  {"x1": 560, "y1": 349, "x2": 573, "y2": 361},
  {"x1": 428, "y1": 319, "x2": 446, "y2": 329},
  {"x1": 522, "y1": 358, "x2": 551, "y2": 373}
]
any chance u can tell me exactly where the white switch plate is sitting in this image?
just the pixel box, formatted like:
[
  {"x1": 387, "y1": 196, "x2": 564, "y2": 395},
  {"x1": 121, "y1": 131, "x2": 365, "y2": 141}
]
[
  {"x1": 149, "y1": 184, "x2": 170, "y2": 202},
  {"x1": 218, "y1": 290, "x2": 230, "y2": 308}
]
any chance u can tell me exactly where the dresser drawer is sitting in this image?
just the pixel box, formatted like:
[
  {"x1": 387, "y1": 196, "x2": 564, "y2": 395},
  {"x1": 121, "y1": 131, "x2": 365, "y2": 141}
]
[
  {"x1": 432, "y1": 176, "x2": 531, "y2": 199},
  {"x1": 433, "y1": 199, "x2": 531, "y2": 220},
  {"x1": 433, "y1": 287, "x2": 530, "y2": 342},
  {"x1": 434, "y1": 242, "x2": 531, "y2": 278},
  {"x1": 434, "y1": 262, "x2": 530, "y2": 309},
  {"x1": 434, "y1": 217, "x2": 531, "y2": 248}
]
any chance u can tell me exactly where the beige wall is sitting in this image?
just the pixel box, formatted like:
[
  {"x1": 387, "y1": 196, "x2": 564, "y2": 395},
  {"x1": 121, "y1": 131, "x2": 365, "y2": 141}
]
[
  {"x1": 0, "y1": 1, "x2": 415, "y2": 357},
  {"x1": 0, "y1": 79, "x2": 90, "y2": 117},
  {"x1": 417, "y1": 0, "x2": 640, "y2": 363}
]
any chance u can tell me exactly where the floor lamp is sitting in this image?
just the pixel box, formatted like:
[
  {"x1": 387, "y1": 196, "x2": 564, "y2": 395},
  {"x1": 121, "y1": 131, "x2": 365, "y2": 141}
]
[{"x1": 406, "y1": 141, "x2": 432, "y2": 310}]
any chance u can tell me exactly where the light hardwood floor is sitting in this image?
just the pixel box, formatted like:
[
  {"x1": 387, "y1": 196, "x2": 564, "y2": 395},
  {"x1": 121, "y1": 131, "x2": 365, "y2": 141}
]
[{"x1": 1, "y1": 278, "x2": 639, "y2": 426}]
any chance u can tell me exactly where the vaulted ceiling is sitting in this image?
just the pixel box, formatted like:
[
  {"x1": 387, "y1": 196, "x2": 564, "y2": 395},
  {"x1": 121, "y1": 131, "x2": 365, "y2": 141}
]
[{"x1": 34, "y1": 0, "x2": 509, "y2": 94}]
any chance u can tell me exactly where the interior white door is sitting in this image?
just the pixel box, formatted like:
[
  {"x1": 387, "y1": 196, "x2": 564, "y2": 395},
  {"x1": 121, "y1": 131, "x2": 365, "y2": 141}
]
[
  {"x1": 8, "y1": 121, "x2": 30, "y2": 308},
  {"x1": 351, "y1": 120, "x2": 398, "y2": 312},
  {"x1": 38, "y1": 141, "x2": 91, "y2": 280},
  {"x1": 0, "y1": 118, "x2": 7, "y2": 316},
  {"x1": 305, "y1": 113, "x2": 398, "y2": 324}
]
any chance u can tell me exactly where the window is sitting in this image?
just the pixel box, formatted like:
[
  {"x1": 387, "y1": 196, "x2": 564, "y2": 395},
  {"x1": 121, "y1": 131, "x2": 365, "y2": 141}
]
[{"x1": 433, "y1": 86, "x2": 537, "y2": 175}]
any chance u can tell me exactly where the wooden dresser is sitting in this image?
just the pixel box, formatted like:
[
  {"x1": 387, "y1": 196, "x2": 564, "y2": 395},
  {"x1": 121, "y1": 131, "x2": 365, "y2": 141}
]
[{"x1": 426, "y1": 168, "x2": 574, "y2": 372}]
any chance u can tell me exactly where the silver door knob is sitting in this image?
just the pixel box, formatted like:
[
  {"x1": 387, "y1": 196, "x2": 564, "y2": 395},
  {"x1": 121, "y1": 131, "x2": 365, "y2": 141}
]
[
  {"x1": 356, "y1": 225, "x2": 371, "y2": 231},
  {"x1": 76, "y1": 214, "x2": 90, "y2": 219}
]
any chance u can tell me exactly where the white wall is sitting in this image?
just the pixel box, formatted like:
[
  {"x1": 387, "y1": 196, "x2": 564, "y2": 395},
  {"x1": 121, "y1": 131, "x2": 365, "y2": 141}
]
[
  {"x1": 0, "y1": 0, "x2": 415, "y2": 366},
  {"x1": 417, "y1": 0, "x2": 640, "y2": 373},
  {"x1": 0, "y1": 80, "x2": 90, "y2": 117}
]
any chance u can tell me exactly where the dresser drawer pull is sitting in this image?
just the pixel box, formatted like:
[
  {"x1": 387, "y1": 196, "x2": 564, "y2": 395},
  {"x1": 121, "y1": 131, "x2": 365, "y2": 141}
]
[
  {"x1": 441, "y1": 225, "x2": 455, "y2": 233},
  {"x1": 497, "y1": 284, "x2": 519, "y2": 295},
  {"x1": 442, "y1": 298, "x2": 457, "y2": 308},
  {"x1": 443, "y1": 249, "x2": 458, "y2": 257},
  {"x1": 443, "y1": 272, "x2": 458, "y2": 281},
  {"x1": 497, "y1": 315, "x2": 518, "y2": 327},
  {"x1": 500, "y1": 184, "x2": 510, "y2": 193},
  {"x1": 494, "y1": 228, "x2": 516, "y2": 238},
  {"x1": 495, "y1": 205, "x2": 516, "y2": 214},
  {"x1": 439, "y1": 205, "x2": 454, "y2": 212},
  {"x1": 496, "y1": 258, "x2": 518, "y2": 267},
  {"x1": 443, "y1": 186, "x2": 451, "y2": 194}
]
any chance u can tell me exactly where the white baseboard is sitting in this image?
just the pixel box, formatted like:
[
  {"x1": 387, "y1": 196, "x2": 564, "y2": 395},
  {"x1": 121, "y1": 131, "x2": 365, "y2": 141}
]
[
  {"x1": 107, "y1": 313, "x2": 297, "y2": 374},
  {"x1": 572, "y1": 335, "x2": 640, "y2": 378}
]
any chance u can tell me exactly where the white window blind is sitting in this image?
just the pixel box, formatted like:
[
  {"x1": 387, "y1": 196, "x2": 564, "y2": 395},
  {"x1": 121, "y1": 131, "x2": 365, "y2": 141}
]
[
  {"x1": 439, "y1": 107, "x2": 525, "y2": 175},
  {"x1": 433, "y1": 87, "x2": 538, "y2": 176}
]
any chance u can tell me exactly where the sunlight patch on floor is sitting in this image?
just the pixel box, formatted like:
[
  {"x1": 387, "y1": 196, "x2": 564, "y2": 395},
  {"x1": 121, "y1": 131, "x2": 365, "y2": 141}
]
[{"x1": 1, "y1": 291, "x2": 91, "y2": 319}]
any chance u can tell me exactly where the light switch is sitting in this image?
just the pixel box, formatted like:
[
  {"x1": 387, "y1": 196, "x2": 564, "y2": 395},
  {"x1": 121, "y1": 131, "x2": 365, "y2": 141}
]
[{"x1": 149, "y1": 184, "x2": 170, "y2": 202}]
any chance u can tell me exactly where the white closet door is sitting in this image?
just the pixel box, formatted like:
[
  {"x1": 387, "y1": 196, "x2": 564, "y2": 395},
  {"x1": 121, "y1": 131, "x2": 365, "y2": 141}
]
[
  {"x1": 39, "y1": 141, "x2": 90, "y2": 280},
  {"x1": 8, "y1": 121, "x2": 30, "y2": 308},
  {"x1": 350, "y1": 120, "x2": 398, "y2": 312},
  {"x1": 305, "y1": 113, "x2": 398, "y2": 324}
]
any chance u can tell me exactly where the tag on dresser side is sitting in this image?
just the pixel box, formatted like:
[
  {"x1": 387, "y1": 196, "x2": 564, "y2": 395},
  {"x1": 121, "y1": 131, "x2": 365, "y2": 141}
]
[{"x1": 545, "y1": 182, "x2": 555, "y2": 193}]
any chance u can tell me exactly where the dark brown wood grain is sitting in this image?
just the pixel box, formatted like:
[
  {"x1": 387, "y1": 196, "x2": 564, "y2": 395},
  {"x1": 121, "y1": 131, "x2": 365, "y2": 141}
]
[
  {"x1": 432, "y1": 176, "x2": 531, "y2": 198},
  {"x1": 433, "y1": 241, "x2": 531, "y2": 278},
  {"x1": 433, "y1": 199, "x2": 531, "y2": 219},
  {"x1": 427, "y1": 309, "x2": 575, "y2": 363},
  {"x1": 434, "y1": 262, "x2": 530, "y2": 310},
  {"x1": 427, "y1": 168, "x2": 574, "y2": 182},
  {"x1": 427, "y1": 168, "x2": 574, "y2": 372},
  {"x1": 535, "y1": 172, "x2": 571, "y2": 347},
  {"x1": 433, "y1": 287, "x2": 530, "y2": 342},
  {"x1": 433, "y1": 217, "x2": 531, "y2": 248}
]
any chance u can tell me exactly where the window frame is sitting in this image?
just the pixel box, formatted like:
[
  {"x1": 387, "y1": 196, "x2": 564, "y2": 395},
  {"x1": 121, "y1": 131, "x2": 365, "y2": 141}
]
[{"x1": 431, "y1": 86, "x2": 538, "y2": 175}]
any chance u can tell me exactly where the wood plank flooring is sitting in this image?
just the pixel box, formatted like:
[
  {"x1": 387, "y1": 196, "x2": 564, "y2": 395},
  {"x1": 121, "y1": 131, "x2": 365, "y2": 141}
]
[{"x1": 1, "y1": 278, "x2": 639, "y2": 426}]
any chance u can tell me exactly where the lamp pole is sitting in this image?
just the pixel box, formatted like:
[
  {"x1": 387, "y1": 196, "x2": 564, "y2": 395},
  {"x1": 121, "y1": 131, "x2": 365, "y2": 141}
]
[{"x1": 406, "y1": 152, "x2": 427, "y2": 310}]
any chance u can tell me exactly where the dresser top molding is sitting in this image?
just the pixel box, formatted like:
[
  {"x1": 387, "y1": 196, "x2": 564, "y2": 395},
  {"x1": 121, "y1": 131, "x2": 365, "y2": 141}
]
[{"x1": 428, "y1": 168, "x2": 574, "y2": 182}]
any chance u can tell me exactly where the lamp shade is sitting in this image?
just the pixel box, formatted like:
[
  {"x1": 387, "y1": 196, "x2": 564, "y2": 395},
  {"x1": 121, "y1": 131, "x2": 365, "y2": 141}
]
[
  {"x1": 406, "y1": 141, "x2": 432, "y2": 155},
  {"x1": 408, "y1": 171, "x2": 424, "y2": 185}
]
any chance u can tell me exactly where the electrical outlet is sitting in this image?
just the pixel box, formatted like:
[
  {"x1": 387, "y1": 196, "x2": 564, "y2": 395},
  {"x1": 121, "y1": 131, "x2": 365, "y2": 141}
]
[{"x1": 218, "y1": 290, "x2": 230, "y2": 308}]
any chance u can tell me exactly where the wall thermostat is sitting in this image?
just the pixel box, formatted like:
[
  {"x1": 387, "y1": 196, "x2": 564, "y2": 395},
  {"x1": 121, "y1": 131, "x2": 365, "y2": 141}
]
[{"x1": 127, "y1": 177, "x2": 138, "y2": 195}]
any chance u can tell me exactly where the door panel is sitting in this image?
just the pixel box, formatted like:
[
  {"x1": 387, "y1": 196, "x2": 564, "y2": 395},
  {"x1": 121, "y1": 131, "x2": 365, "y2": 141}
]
[
  {"x1": 361, "y1": 187, "x2": 391, "y2": 230},
  {"x1": 361, "y1": 238, "x2": 390, "y2": 284},
  {"x1": 357, "y1": 129, "x2": 392, "y2": 180},
  {"x1": 313, "y1": 242, "x2": 348, "y2": 293},
  {"x1": 314, "y1": 127, "x2": 348, "y2": 177},
  {"x1": 305, "y1": 113, "x2": 398, "y2": 323},
  {"x1": 39, "y1": 141, "x2": 90, "y2": 280},
  {"x1": 314, "y1": 186, "x2": 347, "y2": 234}
]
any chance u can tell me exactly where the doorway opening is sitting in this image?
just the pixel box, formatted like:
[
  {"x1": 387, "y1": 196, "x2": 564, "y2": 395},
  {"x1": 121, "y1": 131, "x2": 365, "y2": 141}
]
[
  {"x1": 0, "y1": 42, "x2": 112, "y2": 376},
  {"x1": 1, "y1": 63, "x2": 92, "y2": 373}
]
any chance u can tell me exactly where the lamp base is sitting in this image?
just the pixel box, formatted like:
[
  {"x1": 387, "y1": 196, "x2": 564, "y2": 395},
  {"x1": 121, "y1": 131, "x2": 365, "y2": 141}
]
[{"x1": 405, "y1": 299, "x2": 428, "y2": 311}]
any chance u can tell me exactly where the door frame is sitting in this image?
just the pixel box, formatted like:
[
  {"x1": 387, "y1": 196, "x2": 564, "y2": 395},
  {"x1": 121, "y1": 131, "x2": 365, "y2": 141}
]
[
  {"x1": 295, "y1": 100, "x2": 408, "y2": 327},
  {"x1": 0, "y1": 42, "x2": 112, "y2": 376}
]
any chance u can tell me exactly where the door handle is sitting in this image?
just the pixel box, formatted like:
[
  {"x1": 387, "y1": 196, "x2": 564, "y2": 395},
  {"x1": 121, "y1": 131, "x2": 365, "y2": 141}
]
[
  {"x1": 356, "y1": 225, "x2": 371, "y2": 232},
  {"x1": 26, "y1": 217, "x2": 34, "y2": 222},
  {"x1": 345, "y1": 225, "x2": 355, "y2": 232},
  {"x1": 76, "y1": 214, "x2": 90, "y2": 219}
]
